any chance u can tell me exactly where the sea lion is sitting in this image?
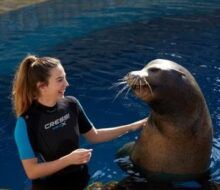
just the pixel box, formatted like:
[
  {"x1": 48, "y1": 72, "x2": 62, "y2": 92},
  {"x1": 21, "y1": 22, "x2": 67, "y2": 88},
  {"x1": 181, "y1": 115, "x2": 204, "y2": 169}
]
[{"x1": 116, "y1": 59, "x2": 213, "y2": 182}]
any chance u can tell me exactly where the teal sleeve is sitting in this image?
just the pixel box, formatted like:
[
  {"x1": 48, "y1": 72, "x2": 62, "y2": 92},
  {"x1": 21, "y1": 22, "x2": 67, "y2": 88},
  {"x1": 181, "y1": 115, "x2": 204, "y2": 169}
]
[{"x1": 14, "y1": 117, "x2": 35, "y2": 160}]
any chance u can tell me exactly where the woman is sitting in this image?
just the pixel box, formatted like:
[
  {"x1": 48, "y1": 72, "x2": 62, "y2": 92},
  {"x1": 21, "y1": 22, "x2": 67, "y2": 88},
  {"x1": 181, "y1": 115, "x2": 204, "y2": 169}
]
[{"x1": 12, "y1": 55, "x2": 146, "y2": 190}]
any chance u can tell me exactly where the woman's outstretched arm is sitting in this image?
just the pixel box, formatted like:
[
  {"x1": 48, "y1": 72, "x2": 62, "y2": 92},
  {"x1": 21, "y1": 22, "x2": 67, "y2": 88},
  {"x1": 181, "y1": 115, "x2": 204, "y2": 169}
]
[{"x1": 83, "y1": 118, "x2": 147, "y2": 144}]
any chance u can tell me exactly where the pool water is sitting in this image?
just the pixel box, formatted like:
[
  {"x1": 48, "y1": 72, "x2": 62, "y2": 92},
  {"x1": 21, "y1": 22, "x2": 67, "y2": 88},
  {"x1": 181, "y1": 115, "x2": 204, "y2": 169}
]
[{"x1": 0, "y1": 0, "x2": 219, "y2": 189}]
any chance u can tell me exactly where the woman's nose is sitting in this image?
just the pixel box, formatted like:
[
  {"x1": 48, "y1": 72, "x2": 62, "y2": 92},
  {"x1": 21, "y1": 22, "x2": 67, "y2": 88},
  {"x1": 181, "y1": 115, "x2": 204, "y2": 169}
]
[{"x1": 65, "y1": 79, "x2": 69, "y2": 87}]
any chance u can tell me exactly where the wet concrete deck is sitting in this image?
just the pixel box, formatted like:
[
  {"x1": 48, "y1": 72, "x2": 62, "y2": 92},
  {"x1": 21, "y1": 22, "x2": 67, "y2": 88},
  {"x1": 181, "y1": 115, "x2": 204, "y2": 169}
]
[{"x1": 0, "y1": 0, "x2": 47, "y2": 14}]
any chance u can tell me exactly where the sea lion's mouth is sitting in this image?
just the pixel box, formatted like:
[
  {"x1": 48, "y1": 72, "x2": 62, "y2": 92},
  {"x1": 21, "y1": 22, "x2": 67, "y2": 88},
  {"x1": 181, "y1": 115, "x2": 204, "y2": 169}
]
[
  {"x1": 131, "y1": 83, "x2": 153, "y2": 96},
  {"x1": 127, "y1": 76, "x2": 153, "y2": 95},
  {"x1": 131, "y1": 84, "x2": 147, "y2": 90}
]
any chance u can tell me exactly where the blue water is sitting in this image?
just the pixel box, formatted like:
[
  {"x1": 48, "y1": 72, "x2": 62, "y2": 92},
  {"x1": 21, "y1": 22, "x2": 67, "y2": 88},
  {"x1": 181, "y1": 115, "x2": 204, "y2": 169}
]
[{"x1": 0, "y1": 0, "x2": 220, "y2": 189}]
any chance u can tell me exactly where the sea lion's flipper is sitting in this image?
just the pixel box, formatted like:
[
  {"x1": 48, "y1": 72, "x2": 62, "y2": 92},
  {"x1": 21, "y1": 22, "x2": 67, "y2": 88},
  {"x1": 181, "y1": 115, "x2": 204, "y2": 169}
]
[
  {"x1": 115, "y1": 141, "x2": 139, "y2": 176},
  {"x1": 116, "y1": 141, "x2": 135, "y2": 158}
]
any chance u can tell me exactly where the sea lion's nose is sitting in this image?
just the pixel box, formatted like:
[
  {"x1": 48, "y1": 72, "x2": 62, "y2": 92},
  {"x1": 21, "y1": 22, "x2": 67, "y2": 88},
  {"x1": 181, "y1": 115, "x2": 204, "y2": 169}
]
[{"x1": 129, "y1": 70, "x2": 148, "y2": 78}]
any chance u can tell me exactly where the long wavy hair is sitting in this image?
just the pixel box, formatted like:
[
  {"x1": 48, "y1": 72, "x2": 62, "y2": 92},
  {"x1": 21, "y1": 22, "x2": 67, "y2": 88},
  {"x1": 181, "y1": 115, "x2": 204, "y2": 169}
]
[{"x1": 12, "y1": 55, "x2": 61, "y2": 117}]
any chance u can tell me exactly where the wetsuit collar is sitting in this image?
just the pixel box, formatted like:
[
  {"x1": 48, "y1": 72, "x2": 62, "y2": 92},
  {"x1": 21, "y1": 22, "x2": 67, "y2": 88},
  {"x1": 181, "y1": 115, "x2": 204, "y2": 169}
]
[{"x1": 33, "y1": 100, "x2": 58, "y2": 113}]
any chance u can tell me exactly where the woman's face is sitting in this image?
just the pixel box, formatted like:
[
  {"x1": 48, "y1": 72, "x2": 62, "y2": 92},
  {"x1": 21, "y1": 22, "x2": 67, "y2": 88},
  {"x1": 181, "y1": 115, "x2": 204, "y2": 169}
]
[{"x1": 38, "y1": 64, "x2": 69, "y2": 104}]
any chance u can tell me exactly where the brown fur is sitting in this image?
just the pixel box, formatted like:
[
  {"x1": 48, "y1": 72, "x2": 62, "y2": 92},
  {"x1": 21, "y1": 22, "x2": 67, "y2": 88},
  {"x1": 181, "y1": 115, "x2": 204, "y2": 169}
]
[{"x1": 126, "y1": 59, "x2": 212, "y2": 176}]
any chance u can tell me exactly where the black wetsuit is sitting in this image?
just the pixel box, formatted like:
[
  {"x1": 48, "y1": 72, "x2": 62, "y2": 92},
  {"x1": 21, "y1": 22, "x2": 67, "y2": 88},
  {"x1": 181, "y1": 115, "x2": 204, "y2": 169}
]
[{"x1": 15, "y1": 96, "x2": 93, "y2": 190}]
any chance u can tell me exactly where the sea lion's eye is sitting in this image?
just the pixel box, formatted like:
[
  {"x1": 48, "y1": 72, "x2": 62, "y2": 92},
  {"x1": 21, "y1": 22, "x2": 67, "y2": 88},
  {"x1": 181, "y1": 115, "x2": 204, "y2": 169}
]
[
  {"x1": 173, "y1": 69, "x2": 186, "y2": 77},
  {"x1": 148, "y1": 67, "x2": 161, "y2": 73}
]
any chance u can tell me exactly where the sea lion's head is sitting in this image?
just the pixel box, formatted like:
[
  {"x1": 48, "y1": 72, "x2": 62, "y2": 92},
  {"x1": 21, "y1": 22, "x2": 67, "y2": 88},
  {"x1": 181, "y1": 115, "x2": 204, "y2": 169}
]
[{"x1": 124, "y1": 59, "x2": 203, "y2": 118}]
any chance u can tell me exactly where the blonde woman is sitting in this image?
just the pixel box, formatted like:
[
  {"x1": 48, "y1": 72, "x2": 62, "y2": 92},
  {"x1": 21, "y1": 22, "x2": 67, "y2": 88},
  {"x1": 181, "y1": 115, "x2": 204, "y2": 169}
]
[{"x1": 12, "y1": 55, "x2": 146, "y2": 190}]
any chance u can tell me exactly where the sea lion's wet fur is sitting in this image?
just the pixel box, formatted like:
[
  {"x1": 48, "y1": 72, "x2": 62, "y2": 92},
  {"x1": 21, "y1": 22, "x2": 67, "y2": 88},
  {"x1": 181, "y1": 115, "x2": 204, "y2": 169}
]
[{"x1": 122, "y1": 59, "x2": 213, "y2": 178}]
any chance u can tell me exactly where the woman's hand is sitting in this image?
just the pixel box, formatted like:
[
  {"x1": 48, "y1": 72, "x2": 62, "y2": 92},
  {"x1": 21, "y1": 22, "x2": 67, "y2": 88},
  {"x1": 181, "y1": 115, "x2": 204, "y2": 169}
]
[
  {"x1": 129, "y1": 117, "x2": 148, "y2": 132},
  {"x1": 63, "y1": 148, "x2": 93, "y2": 165},
  {"x1": 21, "y1": 148, "x2": 92, "y2": 180}
]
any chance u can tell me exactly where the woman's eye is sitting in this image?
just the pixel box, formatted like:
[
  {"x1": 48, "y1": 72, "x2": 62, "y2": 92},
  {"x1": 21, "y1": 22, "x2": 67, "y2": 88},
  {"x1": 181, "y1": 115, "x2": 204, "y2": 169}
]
[{"x1": 57, "y1": 78, "x2": 64, "y2": 82}]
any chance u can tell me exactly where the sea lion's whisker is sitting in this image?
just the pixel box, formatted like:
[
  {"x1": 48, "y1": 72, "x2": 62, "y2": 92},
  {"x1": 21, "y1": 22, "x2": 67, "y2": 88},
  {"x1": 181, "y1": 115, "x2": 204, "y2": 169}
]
[
  {"x1": 139, "y1": 79, "x2": 142, "y2": 94},
  {"x1": 109, "y1": 81, "x2": 127, "y2": 89},
  {"x1": 125, "y1": 86, "x2": 131, "y2": 98},
  {"x1": 131, "y1": 77, "x2": 138, "y2": 88},
  {"x1": 114, "y1": 81, "x2": 127, "y2": 86},
  {"x1": 118, "y1": 77, "x2": 127, "y2": 81},
  {"x1": 113, "y1": 84, "x2": 129, "y2": 101},
  {"x1": 143, "y1": 78, "x2": 153, "y2": 95}
]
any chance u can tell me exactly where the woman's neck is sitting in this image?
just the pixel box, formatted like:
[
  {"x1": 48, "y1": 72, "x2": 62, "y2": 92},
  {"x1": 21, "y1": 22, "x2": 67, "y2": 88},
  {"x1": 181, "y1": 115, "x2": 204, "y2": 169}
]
[{"x1": 37, "y1": 97, "x2": 57, "y2": 107}]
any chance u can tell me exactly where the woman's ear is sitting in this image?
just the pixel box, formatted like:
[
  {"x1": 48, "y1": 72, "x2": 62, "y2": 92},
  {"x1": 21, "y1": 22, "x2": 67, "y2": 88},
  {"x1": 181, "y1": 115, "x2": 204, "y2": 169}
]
[{"x1": 36, "y1": 82, "x2": 47, "y2": 91}]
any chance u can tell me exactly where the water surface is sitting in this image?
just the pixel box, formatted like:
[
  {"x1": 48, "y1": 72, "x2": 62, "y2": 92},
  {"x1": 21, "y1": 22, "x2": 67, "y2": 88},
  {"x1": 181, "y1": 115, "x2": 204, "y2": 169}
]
[{"x1": 0, "y1": 0, "x2": 219, "y2": 189}]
